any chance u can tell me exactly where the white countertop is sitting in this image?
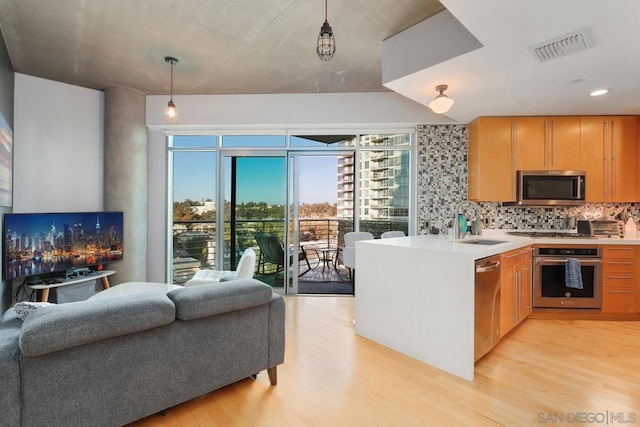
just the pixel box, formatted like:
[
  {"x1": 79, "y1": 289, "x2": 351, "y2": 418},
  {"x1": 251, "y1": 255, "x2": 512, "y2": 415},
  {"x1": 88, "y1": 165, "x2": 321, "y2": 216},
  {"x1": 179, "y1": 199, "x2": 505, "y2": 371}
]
[
  {"x1": 361, "y1": 230, "x2": 640, "y2": 260},
  {"x1": 354, "y1": 229, "x2": 640, "y2": 381}
]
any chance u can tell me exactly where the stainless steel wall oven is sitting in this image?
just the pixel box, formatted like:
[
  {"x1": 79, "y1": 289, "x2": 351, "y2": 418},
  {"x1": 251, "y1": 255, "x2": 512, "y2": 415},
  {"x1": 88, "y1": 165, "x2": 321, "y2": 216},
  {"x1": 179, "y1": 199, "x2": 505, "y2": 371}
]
[{"x1": 533, "y1": 246, "x2": 602, "y2": 309}]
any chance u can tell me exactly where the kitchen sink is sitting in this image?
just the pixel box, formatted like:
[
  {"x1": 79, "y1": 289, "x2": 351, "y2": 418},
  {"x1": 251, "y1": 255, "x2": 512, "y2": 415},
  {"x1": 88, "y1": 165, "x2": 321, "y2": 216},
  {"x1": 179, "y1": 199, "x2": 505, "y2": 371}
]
[{"x1": 458, "y1": 239, "x2": 507, "y2": 246}]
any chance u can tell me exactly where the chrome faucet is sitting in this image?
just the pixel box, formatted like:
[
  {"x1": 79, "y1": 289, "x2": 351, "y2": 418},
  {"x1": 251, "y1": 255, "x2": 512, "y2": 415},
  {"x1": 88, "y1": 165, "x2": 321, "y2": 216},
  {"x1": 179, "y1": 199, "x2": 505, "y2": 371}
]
[{"x1": 453, "y1": 200, "x2": 483, "y2": 239}]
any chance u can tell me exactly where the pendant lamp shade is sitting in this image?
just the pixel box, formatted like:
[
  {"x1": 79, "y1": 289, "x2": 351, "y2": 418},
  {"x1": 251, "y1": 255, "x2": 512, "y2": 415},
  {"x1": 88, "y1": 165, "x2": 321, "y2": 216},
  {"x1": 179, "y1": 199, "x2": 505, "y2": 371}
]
[
  {"x1": 317, "y1": 0, "x2": 335, "y2": 61},
  {"x1": 164, "y1": 57, "x2": 179, "y2": 123},
  {"x1": 428, "y1": 84, "x2": 454, "y2": 114}
]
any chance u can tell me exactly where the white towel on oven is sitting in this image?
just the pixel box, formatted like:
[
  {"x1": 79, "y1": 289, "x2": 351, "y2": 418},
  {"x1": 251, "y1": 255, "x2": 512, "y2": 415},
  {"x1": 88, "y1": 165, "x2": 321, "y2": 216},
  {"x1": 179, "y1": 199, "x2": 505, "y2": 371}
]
[{"x1": 565, "y1": 258, "x2": 583, "y2": 289}]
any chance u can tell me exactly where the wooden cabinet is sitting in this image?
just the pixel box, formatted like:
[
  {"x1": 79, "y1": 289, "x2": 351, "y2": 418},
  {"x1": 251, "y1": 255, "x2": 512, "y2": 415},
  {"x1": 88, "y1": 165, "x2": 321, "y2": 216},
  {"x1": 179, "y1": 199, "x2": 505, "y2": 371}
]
[
  {"x1": 468, "y1": 117, "x2": 515, "y2": 202},
  {"x1": 500, "y1": 246, "x2": 533, "y2": 337},
  {"x1": 580, "y1": 116, "x2": 637, "y2": 202},
  {"x1": 601, "y1": 246, "x2": 636, "y2": 313},
  {"x1": 468, "y1": 116, "x2": 582, "y2": 202},
  {"x1": 513, "y1": 117, "x2": 545, "y2": 171},
  {"x1": 514, "y1": 116, "x2": 581, "y2": 171}
]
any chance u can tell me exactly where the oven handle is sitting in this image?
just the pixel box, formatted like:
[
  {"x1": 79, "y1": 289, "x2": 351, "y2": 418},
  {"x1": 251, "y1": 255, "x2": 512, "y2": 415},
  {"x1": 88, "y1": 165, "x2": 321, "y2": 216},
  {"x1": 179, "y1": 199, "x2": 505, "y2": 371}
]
[{"x1": 535, "y1": 258, "x2": 602, "y2": 264}]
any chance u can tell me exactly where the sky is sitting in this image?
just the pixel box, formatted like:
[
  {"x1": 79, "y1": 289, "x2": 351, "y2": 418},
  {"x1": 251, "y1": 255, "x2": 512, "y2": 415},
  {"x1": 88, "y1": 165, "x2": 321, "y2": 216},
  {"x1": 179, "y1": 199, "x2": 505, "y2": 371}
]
[{"x1": 173, "y1": 154, "x2": 338, "y2": 205}]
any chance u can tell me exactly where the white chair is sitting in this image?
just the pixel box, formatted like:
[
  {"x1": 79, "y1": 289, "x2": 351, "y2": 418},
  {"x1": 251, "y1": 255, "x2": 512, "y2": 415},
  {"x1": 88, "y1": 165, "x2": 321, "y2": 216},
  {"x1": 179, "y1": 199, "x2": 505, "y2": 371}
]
[
  {"x1": 234, "y1": 248, "x2": 257, "y2": 279},
  {"x1": 381, "y1": 230, "x2": 405, "y2": 239},
  {"x1": 340, "y1": 232, "x2": 374, "y2": 292},
  {"x1": 184, "y1": 248, "x2": 256, "y2": 286}
]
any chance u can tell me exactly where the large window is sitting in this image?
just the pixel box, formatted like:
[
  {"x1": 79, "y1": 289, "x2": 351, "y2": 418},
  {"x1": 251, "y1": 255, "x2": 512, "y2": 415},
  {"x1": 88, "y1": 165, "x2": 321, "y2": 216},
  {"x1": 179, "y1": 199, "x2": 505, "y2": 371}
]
[{"x1": 167, "y1": 130, "x2": 415, "y2": 288}]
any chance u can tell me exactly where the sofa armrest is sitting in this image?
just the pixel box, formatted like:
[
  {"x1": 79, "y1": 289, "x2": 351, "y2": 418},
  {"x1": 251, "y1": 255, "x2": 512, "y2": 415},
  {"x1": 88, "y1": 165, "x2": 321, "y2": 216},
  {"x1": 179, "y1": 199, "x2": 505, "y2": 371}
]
[
  {"x1": 167, "y1": 279, "x2": 273, "y2": 321},
  {"x1": 0, "y1": 309, "x2": 22, "y2": 427},
  {"x1": 19, "y1": 293, "x2": 176, "y2": 357},
  {"x1": 268, "y1": 293, "x2": 285, "y2": 368}
]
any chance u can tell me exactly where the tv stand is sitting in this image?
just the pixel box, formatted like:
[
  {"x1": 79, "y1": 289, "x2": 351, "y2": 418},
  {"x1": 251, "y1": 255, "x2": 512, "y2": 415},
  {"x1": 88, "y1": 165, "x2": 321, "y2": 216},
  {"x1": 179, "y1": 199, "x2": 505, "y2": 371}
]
[{"x1": 28, "y1": 270, "x2": 116, "y2": 302}]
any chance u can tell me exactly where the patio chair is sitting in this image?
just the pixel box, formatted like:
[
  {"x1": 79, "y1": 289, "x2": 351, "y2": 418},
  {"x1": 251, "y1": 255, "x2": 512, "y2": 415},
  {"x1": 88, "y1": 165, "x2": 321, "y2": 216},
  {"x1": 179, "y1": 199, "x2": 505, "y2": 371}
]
[
  {"x1": 184, "y1": 248, "x2": 257, "y2": 286},
  {"x1": 338, "y1": 231, "x2": 374, "y2": 292},
  {"x1": 381, "y1": 230, "x2": 405, "y2": 239},
  {"x1": 254, "y1": 232, "x2": 311, "y2": 277}
]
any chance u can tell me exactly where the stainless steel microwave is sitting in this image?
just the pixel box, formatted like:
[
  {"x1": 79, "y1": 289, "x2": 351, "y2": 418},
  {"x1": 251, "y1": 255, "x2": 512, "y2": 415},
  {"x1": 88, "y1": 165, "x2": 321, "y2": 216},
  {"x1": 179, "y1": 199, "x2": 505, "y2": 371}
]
[{"x1": 515, "y1": 170, "x2": 586, "y2": 206}]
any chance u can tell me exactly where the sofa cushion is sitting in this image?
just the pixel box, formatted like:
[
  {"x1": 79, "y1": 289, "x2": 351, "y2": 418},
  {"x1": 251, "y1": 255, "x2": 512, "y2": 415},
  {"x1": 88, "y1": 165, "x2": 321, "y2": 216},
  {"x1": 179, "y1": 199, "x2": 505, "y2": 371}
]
[
  {"x1": 19, "y1": 293, "x2": 176, "y2": 357},
  {"x1": 167, "y1": 279, "x2": 273, "y2": 321}
]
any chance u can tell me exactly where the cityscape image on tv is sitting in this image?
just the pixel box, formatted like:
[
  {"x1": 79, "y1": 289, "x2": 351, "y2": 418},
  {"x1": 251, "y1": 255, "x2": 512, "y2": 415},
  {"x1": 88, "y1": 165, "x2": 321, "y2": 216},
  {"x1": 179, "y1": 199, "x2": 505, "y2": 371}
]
[{"x1": 3, "y1": 212, "x2": 124, "y2": 280}]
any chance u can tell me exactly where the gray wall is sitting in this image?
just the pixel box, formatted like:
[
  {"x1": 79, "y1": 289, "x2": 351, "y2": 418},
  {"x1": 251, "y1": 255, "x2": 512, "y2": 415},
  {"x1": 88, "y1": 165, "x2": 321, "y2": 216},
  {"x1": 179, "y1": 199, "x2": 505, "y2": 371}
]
[{"x1": 0, "y1": 31, "x2": 14, "y2": 313}]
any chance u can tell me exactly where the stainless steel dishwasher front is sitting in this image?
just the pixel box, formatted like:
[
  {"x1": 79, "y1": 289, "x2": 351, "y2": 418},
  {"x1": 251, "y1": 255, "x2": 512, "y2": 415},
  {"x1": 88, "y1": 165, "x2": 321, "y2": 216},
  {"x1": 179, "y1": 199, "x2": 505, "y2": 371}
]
[{"x1": 474, "y1": 254, "x2": 501, "y2": 362}]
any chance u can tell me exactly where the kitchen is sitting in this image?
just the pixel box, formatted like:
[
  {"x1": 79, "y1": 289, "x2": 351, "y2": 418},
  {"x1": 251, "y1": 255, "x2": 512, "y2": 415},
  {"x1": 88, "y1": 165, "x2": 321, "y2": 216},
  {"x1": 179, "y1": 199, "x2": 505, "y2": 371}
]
[{"x1": 357, "y1": 116, "x2": 640, "y2": 381}]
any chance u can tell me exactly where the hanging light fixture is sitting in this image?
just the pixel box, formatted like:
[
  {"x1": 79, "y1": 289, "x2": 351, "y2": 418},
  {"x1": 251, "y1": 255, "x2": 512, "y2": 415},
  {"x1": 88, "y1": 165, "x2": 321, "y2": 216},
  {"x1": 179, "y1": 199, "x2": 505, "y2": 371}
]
[
  {"x1": 316, "y1": 0, "x2": 335, "y2": 61},
  {"x1": 164, "y1": 56, "x2": 179, "y2": 123},
  {"x1": 428, "y1": 84, "x2": 455, "y2": 114}
]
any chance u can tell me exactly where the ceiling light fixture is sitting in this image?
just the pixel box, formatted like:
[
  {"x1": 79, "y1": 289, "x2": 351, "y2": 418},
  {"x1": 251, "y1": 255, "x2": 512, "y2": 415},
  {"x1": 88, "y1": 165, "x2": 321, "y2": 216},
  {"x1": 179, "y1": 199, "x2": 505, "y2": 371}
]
[
  {"x1": 589, "y1": 88, "x2": 609, "y2": 97},
  {"x1": 428, "y1": 84, "x2": 455, "y2": 114},
  {"x1": 316, "y1": 0, "x2": 335, "y2": 61},
  {"x1": 164, "y1": 56, "x2": 179, "y2": 123}
]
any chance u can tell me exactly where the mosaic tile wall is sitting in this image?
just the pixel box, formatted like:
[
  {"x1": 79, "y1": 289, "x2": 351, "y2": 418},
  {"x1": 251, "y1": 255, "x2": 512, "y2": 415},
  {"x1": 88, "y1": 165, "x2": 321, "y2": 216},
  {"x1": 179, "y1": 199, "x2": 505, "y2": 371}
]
[{"x1": 417, "y1": 125, "x2": 640, "y2": 234}]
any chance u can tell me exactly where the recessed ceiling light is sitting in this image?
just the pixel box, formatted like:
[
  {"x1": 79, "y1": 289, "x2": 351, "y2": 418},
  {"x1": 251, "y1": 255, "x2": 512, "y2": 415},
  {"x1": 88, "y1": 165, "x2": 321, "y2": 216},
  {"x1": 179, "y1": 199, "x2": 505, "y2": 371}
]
[{"x1": 589, "y1": 89, "x2": 609, "y2": 97}]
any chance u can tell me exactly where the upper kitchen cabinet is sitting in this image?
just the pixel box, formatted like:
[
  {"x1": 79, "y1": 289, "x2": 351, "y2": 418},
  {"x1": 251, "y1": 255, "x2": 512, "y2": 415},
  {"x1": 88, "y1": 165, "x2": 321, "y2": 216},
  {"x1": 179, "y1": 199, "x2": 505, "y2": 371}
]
[
  {"x1": 580, "y1": 116, "x2": 637, "y2": 202},
  {"x1": 514, "y1": 117, "x2": 581, "y2": 171},
  {"x1": 468, "y1": 117, "x2": 515, "y2": 202}
]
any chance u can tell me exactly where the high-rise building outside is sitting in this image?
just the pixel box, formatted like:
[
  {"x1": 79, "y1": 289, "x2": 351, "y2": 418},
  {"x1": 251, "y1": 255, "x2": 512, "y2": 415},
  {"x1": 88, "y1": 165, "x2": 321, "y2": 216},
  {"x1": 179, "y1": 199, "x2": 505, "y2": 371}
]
[{"x1": 336, "y1": 134, "x2": 409, "y2": 222}]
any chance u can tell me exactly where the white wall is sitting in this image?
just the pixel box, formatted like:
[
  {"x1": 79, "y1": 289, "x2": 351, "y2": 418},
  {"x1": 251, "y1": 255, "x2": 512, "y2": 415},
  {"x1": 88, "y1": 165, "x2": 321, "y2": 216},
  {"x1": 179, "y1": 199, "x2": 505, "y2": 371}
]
[
  {"x1": 145, "y1": 92, "x2": 436, "y2": 282},
  {"x1": 14, "y1": 73, "x2": 104, "y2": 213}
]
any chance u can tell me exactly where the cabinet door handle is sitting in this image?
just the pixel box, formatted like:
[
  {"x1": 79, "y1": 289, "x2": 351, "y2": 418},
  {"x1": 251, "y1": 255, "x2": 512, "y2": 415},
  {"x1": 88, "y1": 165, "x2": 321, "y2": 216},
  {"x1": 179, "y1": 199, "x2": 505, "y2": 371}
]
[
  {"x1": 606, "y1": 275, "x2": 634, "y2": 280},
  {"x1": 607, "y1": 261, "x2": 634, "y2": 265},
  {"x1": 505, "y1": 250, "x2": 530, "y2": 259},
  {"x1": 607, "y1": 289, "x2": 634, "y2": 294}
]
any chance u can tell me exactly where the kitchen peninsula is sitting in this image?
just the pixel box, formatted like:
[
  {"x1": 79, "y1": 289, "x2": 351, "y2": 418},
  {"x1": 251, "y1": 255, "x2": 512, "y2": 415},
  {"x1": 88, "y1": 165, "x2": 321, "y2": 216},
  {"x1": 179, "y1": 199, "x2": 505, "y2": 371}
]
[{"x1": 354, "y1": 231, "x2": 640, "y2": 381}]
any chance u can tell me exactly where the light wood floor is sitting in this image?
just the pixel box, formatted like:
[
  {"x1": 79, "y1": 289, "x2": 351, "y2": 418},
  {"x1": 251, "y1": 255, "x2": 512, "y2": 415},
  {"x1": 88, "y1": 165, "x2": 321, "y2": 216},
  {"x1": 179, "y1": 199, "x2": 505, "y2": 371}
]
[{"x1": 130, "y1": 296, "x2": 640, "y2": 426}]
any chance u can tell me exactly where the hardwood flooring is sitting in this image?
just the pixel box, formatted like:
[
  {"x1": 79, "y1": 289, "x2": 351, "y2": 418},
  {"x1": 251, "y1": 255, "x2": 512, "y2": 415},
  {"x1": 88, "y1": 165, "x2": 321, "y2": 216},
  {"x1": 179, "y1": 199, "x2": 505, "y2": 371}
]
[{"x1": 130, "y1": 296, "x2": 640, "y2": 426}]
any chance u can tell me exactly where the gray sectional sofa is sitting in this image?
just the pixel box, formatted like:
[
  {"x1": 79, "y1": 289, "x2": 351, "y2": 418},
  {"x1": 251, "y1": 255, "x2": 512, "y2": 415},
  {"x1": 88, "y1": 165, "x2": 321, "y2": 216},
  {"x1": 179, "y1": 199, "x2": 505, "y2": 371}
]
[{"x1": 0, "y1": 279, "x2": 285, "y2": 427}]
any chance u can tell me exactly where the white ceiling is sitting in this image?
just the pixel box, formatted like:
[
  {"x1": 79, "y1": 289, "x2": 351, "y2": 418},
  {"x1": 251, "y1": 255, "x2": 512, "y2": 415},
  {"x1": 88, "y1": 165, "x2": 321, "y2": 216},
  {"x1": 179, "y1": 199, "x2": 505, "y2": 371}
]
[
  {"x1": 387, "y1": 0, "x2": 640, "y2": 123},
  {"x1": 1, "y1": 0, "x2": 639, "y2": 124}
]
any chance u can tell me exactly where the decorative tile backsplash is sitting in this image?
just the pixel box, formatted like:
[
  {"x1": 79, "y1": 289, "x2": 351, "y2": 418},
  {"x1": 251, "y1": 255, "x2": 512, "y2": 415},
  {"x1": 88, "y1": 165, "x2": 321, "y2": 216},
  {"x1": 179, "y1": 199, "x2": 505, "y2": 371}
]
[{"x1": 417, "y1": 124, "x2": 640, "y2": 234}]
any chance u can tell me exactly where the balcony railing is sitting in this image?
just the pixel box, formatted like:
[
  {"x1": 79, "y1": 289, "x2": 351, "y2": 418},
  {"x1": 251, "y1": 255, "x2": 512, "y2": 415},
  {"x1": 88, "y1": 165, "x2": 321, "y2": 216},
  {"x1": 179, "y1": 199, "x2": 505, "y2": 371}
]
[{"x1": 171, "y1": 218, "x2": 408, "y2": 284}]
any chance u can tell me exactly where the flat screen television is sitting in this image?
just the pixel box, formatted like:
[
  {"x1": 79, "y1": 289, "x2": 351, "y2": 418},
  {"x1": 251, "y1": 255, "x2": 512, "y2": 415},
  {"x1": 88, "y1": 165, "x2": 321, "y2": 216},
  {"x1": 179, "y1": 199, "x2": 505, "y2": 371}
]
[{"x1": 3, "y1": 211, "x2": 124, "y2": 281}]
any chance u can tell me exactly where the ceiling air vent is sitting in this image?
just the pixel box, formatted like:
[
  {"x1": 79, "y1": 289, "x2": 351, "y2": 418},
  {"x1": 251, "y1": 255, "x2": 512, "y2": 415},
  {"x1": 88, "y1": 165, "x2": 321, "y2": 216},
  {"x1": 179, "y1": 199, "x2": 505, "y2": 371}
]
[{"x1": 528, "y1": 27, "x2": 594, "y2": 63}]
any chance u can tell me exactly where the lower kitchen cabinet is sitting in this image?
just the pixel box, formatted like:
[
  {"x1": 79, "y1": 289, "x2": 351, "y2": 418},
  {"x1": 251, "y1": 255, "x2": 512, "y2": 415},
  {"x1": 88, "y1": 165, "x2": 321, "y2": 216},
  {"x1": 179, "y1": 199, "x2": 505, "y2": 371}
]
[
  {"x1": 500, "y1": 246, "x2": 533, "y2": 337},
  {"x1": 601, "y1": 246, "x2": 636, "y2": 313}
]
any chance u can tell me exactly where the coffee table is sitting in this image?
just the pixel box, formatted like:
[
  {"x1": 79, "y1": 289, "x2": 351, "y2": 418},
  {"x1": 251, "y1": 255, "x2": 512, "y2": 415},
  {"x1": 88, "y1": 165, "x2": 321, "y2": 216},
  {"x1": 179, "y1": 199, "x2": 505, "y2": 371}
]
[{"x1": 88, "y1": 281, "x2": 181, "y2": 300}]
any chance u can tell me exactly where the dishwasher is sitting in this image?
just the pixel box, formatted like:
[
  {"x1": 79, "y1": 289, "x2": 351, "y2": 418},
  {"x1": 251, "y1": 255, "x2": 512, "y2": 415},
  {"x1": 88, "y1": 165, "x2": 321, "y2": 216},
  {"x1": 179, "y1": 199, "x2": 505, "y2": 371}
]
[{"x1": 474, "y1": 255, "x2": 501, "y2": 362}]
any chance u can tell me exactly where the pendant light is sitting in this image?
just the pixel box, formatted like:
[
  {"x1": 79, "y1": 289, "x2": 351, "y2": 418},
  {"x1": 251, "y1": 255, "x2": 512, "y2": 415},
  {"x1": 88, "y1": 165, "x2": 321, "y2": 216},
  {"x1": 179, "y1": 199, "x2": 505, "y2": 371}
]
[
  {"x1": 316, "y1": 0, "x2": 335, "y2": 61},
  {"x1": 428, "y1": 84, "x2": 455, "y2": 114},
  {"x1": 164, "y1": 56, "x2": 179, "y2": 123}
]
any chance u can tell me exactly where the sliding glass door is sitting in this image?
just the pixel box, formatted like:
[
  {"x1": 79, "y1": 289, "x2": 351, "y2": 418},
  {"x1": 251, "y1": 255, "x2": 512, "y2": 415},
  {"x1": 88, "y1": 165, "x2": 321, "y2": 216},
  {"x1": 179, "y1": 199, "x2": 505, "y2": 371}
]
[{"x1": 290, "y1": 153, "x2": 355, "y2": 295}]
